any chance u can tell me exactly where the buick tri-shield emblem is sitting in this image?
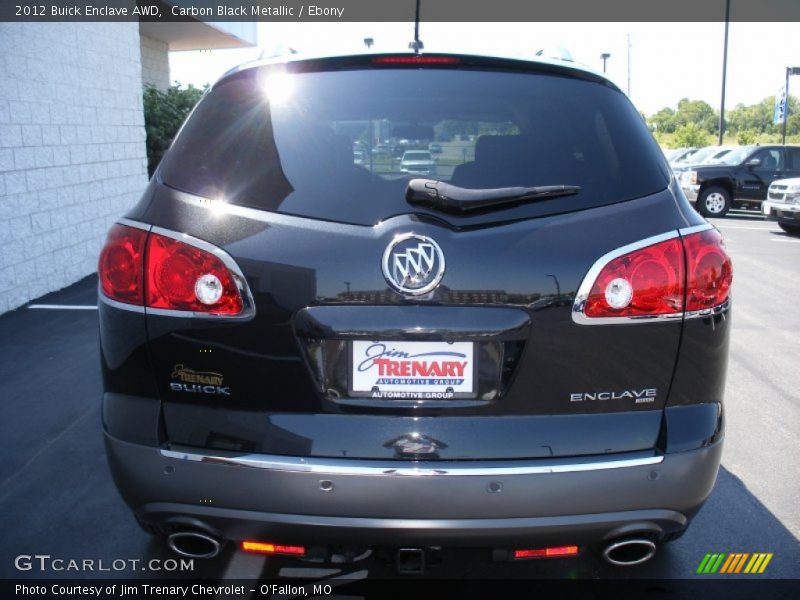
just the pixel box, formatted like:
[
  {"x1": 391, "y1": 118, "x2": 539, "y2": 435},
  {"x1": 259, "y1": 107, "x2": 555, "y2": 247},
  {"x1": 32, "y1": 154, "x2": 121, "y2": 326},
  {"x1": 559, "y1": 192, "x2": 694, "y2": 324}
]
[{"x1": 382, "y1": 233, "x2": 445, "y2": 295}]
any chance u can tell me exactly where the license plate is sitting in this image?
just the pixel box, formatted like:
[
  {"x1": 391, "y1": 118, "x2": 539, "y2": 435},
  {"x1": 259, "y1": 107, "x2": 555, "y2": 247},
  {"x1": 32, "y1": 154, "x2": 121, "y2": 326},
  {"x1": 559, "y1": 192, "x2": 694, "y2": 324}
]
[{"x1": 350, "y1": 341, "x2": 475, "y2": 399}]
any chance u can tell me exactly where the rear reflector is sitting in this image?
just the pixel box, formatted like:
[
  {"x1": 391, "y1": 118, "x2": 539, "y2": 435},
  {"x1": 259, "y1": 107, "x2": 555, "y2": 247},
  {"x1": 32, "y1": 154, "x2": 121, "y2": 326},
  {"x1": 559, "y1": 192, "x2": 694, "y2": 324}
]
[
  {"x1": 372, "y1": 55, "x2": 461, "y2": 65},
  {"x1": 578, "y1": 226, "x2": 732, "y2": 321},
  {"x1": 98, "y1": 223, "x2": 246, "y2": 316},
  {"x1": 513, "y1": 546, "x2": 579, "y2": 559},
  {"x1": 240, "y1": 541, "x2": 306, "y2": 556}
]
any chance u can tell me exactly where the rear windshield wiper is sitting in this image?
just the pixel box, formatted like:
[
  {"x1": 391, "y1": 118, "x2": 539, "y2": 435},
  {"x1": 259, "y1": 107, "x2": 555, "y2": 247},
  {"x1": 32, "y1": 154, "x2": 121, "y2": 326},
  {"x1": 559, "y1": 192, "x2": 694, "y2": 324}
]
[{"x1": 406, "y1": 179, "x2": 580, "y2": 214}]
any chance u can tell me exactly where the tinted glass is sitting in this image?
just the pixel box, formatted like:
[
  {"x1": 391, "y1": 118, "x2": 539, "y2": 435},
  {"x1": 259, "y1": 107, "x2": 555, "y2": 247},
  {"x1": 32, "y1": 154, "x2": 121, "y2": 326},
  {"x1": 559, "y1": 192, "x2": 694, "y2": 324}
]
[{"x1": 159, "y1": 67, "x2": 669, "y2": 225}]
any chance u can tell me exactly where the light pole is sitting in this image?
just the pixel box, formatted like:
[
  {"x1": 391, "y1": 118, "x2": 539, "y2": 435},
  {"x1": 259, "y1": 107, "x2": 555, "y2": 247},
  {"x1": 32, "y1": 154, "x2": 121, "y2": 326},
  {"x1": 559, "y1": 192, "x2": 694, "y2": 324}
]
[
  {"x1": 783, "y1": 66, "x2": 800, "y2": 145},
  {"x1": 718, "y1": 0, "x2": 730, "y2": 145},
  {"x1": 601, "y1": 53, "x2": 610, "y2": 73}
]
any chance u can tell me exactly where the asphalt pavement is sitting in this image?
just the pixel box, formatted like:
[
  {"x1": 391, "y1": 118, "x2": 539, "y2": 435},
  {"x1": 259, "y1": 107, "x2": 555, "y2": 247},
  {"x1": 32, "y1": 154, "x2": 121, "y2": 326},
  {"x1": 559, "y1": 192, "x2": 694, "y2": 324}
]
[{"x1": 0, "y1": 210, "x2": 798, "y2": 586}]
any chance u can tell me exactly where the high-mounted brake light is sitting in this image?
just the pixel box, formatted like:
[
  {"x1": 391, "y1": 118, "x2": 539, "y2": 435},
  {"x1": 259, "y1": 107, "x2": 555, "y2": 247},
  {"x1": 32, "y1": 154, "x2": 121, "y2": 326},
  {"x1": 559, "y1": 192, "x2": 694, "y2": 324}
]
[
  {"x1": 98, "y1": 223, "x2": 248, "y2": 316},
  {"x1": 240, "y1": 541, "x2": 306, "y2": 556},
  {"x1": 513, "y1": 546, "x2": 579, "y2": 559},
  {"x1": 575, "y1": 226, "x2": 732, "y2": 323},
  {"x1": 371, "y1": 55, "x2": 461, "y2": 65}
]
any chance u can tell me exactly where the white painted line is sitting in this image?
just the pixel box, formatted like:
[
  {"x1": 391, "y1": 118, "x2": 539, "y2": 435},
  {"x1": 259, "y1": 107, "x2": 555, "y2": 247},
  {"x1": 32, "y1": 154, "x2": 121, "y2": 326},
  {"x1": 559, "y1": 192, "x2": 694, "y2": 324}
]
[
  {"x1": 713, "y1": 225, "x2": 777, "y2": 231},
  {"x1": 770, "y1": 238, "x2": 800, "y2": 243},
  {"x1": 27, "y1": 304, "x2": 98, "y2": 310}
]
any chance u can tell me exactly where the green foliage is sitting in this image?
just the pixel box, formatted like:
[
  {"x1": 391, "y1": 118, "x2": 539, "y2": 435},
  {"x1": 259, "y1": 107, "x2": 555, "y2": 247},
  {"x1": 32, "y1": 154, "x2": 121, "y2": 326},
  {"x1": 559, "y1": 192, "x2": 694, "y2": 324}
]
[
  {"x1": 736, "y1": 129, "x2": 758, "y2": 145},
  {"x1": 674, "y1": 123, "x2": 710, "y2": 148},
  {"x1": 143, "y1": 83, "x2": 207, "y2": 176},
  {"x1": 649, "y1": 94, "x2": 799, "y2": 147}
]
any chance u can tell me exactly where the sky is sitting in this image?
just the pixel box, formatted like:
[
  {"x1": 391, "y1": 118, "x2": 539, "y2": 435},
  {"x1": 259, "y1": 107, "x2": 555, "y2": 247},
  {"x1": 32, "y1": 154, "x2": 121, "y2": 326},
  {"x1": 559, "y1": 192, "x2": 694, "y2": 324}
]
[{"x1": 169, "y1": 22, "x2": 800, "y2": 116}]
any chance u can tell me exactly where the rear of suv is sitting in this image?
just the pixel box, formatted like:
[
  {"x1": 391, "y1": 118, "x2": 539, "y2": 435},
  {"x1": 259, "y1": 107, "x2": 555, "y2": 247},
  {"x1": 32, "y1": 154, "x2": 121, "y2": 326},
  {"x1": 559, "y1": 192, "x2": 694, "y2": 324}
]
[{"x1": 99, "y1": 53, "x2": 732, "y2": 569}]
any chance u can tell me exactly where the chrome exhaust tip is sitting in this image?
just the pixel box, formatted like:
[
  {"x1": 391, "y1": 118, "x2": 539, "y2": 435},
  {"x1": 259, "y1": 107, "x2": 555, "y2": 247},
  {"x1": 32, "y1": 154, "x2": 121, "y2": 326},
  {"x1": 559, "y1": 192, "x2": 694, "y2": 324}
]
[
  {"x1": 167, "y1": 531, "x2": 221, "y2": 559},
  {"x1": 602, "y1": 538, "x2": 657, "y2": 566}
]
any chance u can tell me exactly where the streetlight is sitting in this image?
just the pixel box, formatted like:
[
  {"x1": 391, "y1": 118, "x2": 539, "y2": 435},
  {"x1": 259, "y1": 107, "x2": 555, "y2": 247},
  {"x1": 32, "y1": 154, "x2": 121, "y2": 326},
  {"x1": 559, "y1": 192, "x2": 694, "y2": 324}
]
[
  {"x1": 600, "y1": 53, "x2": 610, "y2": 73},
  {"x1": 782, "y1": 66, "x2": 800, "y2": 145}
]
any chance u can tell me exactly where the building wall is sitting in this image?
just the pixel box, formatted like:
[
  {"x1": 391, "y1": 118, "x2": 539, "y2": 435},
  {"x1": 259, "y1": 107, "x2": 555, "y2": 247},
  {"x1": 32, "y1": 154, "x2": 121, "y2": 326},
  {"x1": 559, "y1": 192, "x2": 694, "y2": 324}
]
[
  {"x1": 0, "y1": 22, "x2": 149, "y2": 313},
  {"x1": 140, "y1": 34, "x2": 171, "y2": 90}
]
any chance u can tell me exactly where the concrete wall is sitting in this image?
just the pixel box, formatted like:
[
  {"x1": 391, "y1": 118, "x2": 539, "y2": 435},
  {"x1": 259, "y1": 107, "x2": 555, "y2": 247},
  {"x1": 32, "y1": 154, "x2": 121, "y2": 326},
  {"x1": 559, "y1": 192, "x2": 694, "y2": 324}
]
[
  {"x1": 0, "y1": 22, "x2": 149, "y2": 313},
  {"x1": 140, "y1": 34, "x2": 171, "y2": 90}
]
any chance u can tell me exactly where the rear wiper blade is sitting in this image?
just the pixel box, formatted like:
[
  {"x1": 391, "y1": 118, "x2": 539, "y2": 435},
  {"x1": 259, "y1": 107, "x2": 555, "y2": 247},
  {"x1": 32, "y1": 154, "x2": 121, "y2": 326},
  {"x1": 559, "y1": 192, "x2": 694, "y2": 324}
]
[{"x1": 406, "y1": 179, "x2": 580, "y2": 214}]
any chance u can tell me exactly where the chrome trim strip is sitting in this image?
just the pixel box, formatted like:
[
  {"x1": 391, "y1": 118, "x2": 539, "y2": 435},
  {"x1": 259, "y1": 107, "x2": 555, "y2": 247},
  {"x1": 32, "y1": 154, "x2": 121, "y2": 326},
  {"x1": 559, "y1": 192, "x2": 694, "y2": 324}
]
[
  {"x1": 572, "y1": 230, "x2": 681, "y2": 326},
  {"x1": 117, "y1": 217, "x2": 151, "y2": 232},
  {"x1": 147, "y1": 225, "x2": 256, "y2": 321},
  {"x1": 159, "y1": 448, "x2": 663, "y2": 477},
  {"x1": 678, "y1": 223, "x2": 714, "y2": 236},
  {"x1": 98, "y1": 292, "x2": 145, "y2": 314},
  {"x1": 684, "y1": 297, "x2": 730, "y2": 321}
]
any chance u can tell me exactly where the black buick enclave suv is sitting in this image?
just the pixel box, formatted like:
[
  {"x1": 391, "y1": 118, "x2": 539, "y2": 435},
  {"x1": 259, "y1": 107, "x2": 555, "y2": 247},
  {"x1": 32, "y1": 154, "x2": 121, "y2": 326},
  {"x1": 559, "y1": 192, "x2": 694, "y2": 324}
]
[{"x1": 99, "y1": 53, "x2": 732, "y2": 569}]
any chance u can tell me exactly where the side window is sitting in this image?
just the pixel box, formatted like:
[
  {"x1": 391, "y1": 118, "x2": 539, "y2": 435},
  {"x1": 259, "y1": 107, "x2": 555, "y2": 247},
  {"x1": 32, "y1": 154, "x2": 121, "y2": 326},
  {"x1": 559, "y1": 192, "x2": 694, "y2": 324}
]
[
  {"x1": 751, "y1": 149, "x2": 783, "y2": 171},
  {"x1": 786, "y1": 148, "x2": 800, "y2": 170}
]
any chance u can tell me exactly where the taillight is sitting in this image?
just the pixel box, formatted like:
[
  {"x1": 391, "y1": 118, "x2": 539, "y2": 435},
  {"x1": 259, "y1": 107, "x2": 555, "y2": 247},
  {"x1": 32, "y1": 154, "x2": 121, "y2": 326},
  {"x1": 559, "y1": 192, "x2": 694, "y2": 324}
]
[
  {"x1": 98, "y1": 223, "x2": 247, "y2": 316},
  {"x1": 98, "y1": 224, "x2": 147, "y2": 305},
  {"x1": 575, "y1": 226, "x2": 731, "y2": 323},
  {"x1": 584, "y1": 237, "x2": 685, "y2": 318},
  {"x1": 146, "y1": 233, "x2": 243, "y2": 315},
  {"x1": 683, "y1": 228, "x2": 732, "y2": 312}
]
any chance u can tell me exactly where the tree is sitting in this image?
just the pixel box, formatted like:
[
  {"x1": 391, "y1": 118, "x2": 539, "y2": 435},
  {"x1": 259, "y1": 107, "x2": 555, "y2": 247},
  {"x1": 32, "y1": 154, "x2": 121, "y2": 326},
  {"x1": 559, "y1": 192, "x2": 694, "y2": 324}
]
[
  {"x1": 737, "y1": 129, "x2": 757, "y2": 145},
  {"x1": 649, "y1": 107, "x2": 676, "y2": 133},
  {"x1": 143, "y1": 83, "x2": 207, "y2": 176},
  {"x1": 674, "y1": 123, "x2": 709, "y2": 147},
  {"x1": 673, "y1": 98, "x2": 719, "y2": 134}
]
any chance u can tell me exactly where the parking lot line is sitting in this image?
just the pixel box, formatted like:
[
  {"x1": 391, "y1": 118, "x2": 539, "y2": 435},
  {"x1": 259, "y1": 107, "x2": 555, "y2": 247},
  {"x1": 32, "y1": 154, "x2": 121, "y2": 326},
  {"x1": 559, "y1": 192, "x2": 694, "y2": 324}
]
[
  {"x1": 770, "y1": 238, "x2": 800, "y2": 243},
  {"x1": 27, "y1": 304, "x2": 98, "y2": 310},
  {"x1": 713, "y1": 225, "x2": 777, "y2": 231}
]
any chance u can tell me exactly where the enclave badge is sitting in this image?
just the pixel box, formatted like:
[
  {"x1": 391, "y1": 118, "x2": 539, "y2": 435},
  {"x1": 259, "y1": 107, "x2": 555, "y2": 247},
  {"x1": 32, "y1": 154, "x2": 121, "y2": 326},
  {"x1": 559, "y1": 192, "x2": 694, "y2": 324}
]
[{"x1": 382, "y1": 233, "x2": 445, "y2": 295}]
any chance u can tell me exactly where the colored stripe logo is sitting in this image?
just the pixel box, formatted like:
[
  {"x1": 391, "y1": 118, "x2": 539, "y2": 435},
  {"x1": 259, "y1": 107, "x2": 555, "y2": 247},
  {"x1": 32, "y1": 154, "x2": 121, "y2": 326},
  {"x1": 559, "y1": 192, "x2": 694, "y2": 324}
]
[{"x1": 697, "y1": 552, "x2": 773, "y2": 574}]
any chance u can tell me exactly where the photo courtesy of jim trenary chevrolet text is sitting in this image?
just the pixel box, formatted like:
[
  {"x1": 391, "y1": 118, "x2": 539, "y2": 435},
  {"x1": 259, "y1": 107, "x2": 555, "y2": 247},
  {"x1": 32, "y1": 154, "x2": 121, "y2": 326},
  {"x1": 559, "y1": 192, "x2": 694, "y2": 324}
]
[{"x1": 1, "y1": 0, "x2": 799, "y2": 598}]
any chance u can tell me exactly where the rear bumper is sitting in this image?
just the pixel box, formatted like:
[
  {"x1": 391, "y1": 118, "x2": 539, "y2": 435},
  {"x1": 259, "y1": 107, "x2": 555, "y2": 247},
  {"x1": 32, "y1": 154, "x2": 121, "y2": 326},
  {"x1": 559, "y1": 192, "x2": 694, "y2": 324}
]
[
  {"x1": 762, "y1": 200, "x2": 800, "y2": 222},
  {"x1": 105, "y1": 433, "x2": 723, "y2": 547}
]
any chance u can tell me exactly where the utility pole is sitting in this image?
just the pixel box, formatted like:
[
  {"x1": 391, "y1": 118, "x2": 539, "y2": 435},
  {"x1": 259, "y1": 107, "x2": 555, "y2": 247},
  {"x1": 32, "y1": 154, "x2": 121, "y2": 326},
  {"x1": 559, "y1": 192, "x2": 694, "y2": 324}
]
[
  {"x1": 718, "y1": 0, "x2": 730, "y2": 145},
  {"x1": 626, "y1": 34, "x2": 631, "y2": 97}
]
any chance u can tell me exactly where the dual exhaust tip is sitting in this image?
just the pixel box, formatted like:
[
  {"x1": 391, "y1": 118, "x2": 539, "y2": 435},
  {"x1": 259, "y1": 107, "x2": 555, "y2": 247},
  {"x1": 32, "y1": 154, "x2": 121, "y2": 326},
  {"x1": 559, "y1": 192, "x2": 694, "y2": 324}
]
[
  {"x1": 166, "y1": 529, "x2": 656, "y2": 567},
  {"x1": 167, "y1": 531, "x2": 222, "y2": 559},
  {"x1": 601, "y1": 538, "x2": 657, "y2": 567}
]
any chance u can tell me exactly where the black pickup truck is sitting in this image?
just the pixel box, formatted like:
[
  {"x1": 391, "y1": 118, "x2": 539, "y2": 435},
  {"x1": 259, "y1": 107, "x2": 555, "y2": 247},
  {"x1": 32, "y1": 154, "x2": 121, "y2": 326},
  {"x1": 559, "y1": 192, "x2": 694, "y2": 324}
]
[{"x1": 680, "y1": 144, "x2": 800, "y2": 217}]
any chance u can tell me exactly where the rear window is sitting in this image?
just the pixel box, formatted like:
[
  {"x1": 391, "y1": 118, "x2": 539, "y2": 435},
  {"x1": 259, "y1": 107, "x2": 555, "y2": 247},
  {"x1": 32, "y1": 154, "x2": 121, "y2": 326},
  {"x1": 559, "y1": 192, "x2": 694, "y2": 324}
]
[{"x1": 159, "y1": 66, "x2": 669, "y2": 225}]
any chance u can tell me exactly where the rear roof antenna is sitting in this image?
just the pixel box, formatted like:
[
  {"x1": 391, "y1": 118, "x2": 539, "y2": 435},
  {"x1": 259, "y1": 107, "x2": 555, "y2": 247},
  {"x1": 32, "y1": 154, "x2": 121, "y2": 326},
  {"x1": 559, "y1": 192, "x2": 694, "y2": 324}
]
[{"x1": 409, "y1": 0, "x2": 424, "y2": 53}]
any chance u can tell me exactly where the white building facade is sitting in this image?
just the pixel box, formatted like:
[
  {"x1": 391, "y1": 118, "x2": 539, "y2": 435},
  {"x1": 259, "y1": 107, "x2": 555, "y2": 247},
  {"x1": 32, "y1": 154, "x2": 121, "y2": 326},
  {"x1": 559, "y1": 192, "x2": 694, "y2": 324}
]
[{"x1": 0, "y1": 19, "x2": 256, "y2": 313}]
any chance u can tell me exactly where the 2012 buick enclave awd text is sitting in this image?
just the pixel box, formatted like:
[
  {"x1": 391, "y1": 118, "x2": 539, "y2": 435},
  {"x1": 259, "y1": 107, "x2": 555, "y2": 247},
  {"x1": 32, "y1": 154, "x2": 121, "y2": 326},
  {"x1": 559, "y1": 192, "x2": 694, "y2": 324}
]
[{"x1": 98, "y1": 53, "x2": 732, "y2": 571}]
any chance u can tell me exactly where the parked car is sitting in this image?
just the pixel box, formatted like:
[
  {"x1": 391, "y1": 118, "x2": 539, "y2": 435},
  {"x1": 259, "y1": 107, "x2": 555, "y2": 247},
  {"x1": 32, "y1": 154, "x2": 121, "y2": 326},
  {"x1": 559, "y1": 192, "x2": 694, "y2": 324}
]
[
  {"x1": 429, "y1": 142, "x2": 443, "y2": 154},
  {"x1": 353, "y1": 149, "x2": 366, "y2": 166},
  {"x1": 400, "y1": 150, "x2": 437, "y2": 175},
  {"x1": 99, "y1": 52, "x2": 732, "y2": 573},
  {"x1": 671, "y1": 146, "x2": 717, "y2": 180},
  {"x1": 666, "y1": 147, "x2": 697, "y2": 164},
  {"x1": 762, "y1": 177, "x2": 800, "y2": 234},
  {"x1": 680, "y1": 145, "x2": 800, "y2": 217}
]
